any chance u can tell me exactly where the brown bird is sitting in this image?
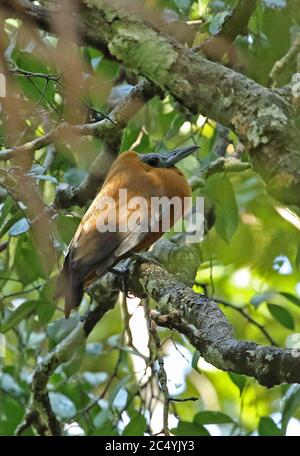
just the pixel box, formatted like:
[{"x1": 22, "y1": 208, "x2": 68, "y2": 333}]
[{"x1": 56, "y1": 145, "x2": 198, "y2": 318}]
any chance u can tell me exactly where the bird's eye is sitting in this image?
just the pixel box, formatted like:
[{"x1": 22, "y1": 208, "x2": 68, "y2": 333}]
[{"x1": 148, "y1": 157, "x2": 159, "y2": 166}]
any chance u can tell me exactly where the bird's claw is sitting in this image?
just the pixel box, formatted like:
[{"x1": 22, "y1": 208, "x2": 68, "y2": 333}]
[{"x1": 109, "y1": 263, "x2": 134, "y2": 298}]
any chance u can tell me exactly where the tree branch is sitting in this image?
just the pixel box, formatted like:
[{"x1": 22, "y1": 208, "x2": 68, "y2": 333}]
[
  {"x1": 121, "y1": 259, "x2": 300, "y2": 388},
  {"x1": 18, "y1": 254, "x2": 300, "y2": 434}
]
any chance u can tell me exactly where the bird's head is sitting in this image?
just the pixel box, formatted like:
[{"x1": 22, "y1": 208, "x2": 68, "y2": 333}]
[{"x1": 139, "y1": 145, "x2": 198, "y2": 168}]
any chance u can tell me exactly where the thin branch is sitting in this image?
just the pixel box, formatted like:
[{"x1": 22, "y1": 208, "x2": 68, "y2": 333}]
[
  {"x1": 149, "y1": 318, "x2": 170, "y2": 436},
  {"x1": 214, "y1": 297, "x2": 278, "y2": 347}
]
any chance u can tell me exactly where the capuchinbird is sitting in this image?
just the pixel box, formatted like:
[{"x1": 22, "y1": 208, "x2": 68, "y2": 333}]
[{"x1": 55, "y1": 145, "x2": 198, "y2": 318}]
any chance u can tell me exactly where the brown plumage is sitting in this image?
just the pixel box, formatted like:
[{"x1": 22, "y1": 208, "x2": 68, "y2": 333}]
[{"x1": 55, "y1": 146, "x2": 198, "y2": 318}]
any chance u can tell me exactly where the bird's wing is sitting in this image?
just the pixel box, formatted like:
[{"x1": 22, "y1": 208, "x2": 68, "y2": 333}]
[
  {"x1": 58, "y1": 174, "x2": 169, "y2": 317},
  {"x1": 68, "y1": 195, "x2": 164, "y2": 282}
]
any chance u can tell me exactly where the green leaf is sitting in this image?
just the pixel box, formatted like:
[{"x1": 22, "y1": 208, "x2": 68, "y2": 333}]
[
  {"x1": 173, "y1": 0, "x2": 191, "y2": 10},
  {"x1": 16, "y1": 51, "x2": 56, "y2": 109},
  {"x1": 0, "y1": 197, "x2": 13, "y2": 229},
  {"x1": 108, "y1": 375, "x2": 131, "y2": 409},
  {"x1": 228, "y1": 372, "x2": 246, "y2": 396},
  {"x1": 122, "y1": 414, "x2": 147, "y2": 436},
  {"x1": 280, "y1": 292, "x2": 300, "y2": 308},
  {"x1": 14, "y1": 237, "x2": 49, "y2": 283},
  {"x1": 209, "y1": 11, "x2": 231, "y2": 34},
  {"x1": 0, "y1": 396, "x2": 24, "y2": 435},
  {"x1": 281, "y1": 385, "x2": 300, "y2": 433},
  {"x1": 267, "y1": 303, "x2": 294, "y2": 330},
  {"x1": 171, "y1": 421, "x2": 210, "y2": 436},
  {"x1": 295, "y1": 245, "x2": 300, "y2": 271},
  {"x1": 0, "y1": 211, "x2": 24, "y2": 239},
  {"x1": 92, "y1": 422, "x2": 118, "y2": 436},
  {"x1": 204, "y1": 174, "x2": 239, "y2": 243},
  {"x1": 36, "y1": 300, "x2": 56, "y2": 325},
  {"x1": 56, "y1": 214, "x2": 81, "y2": 245},
  {"x1": 1, "y1": 300, "x2": 37, "y2": 333},
  {"x1": 194, "y1": 411, "x2": 234, "y2": 425},
  {"x1": 49, "y1": 392, "x2": 76, "y2": 420},
  {"x1": 93, "y1": 409, "x2": 111, "y2": 429},
  {"x1": 258, "y1": 417, "x2": 283, "y2": 436}
]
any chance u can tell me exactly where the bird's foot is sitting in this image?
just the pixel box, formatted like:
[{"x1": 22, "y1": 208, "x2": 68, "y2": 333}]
[{"x1": 109, "y1": 260, "x2": 135, "y2": 298}]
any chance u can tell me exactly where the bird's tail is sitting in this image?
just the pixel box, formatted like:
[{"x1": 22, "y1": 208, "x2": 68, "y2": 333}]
[{"x1": 54, "y1": 256, "x2": 83, "y2": 319}]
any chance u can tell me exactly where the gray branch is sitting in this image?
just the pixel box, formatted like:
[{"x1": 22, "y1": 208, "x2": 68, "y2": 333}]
[
  {"x1": 121, "y1": 259, "x2": 300, "y2": 388},
  {"x1": 19, "y1": 258, "x2": 300, "y2": 435}
]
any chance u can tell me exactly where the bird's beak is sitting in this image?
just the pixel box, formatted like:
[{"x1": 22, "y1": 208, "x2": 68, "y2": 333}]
[{"x1": 165, "y1": 145, "x2": 198, "y2": 167}]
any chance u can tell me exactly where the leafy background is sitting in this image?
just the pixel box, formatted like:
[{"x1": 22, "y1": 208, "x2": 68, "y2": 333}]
[{"x1": 1, "y1": 0, "x2": 300, "y2": 436}]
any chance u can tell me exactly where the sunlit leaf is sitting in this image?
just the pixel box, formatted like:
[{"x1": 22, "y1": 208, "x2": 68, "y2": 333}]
[
  {"x1": 204, "y1": 174, "x2": 239, "y2": 243},
  {"x1": 194, "y1": 411, "x2": 234, "y2": 425},
  {"x1": 122, "y1": 414, "x2": 147, "y2": 436},
  {"x1": 108, "y1": 375, "x2": 131, "y2": 409},
  {"x1": 192, "y1": 350, "x2": 201, "y2": 371},
  {"x1": 280, "y1": 292, "x2": 300, "y2": 308},
  {"x1": 171, "y1": 421, "x2": 210, "y2": 436}
]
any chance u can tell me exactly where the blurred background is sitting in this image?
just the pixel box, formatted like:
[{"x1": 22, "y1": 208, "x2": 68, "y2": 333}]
[{"x1": 0, "y1": 0, "x2": 300, "y2": 436}]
